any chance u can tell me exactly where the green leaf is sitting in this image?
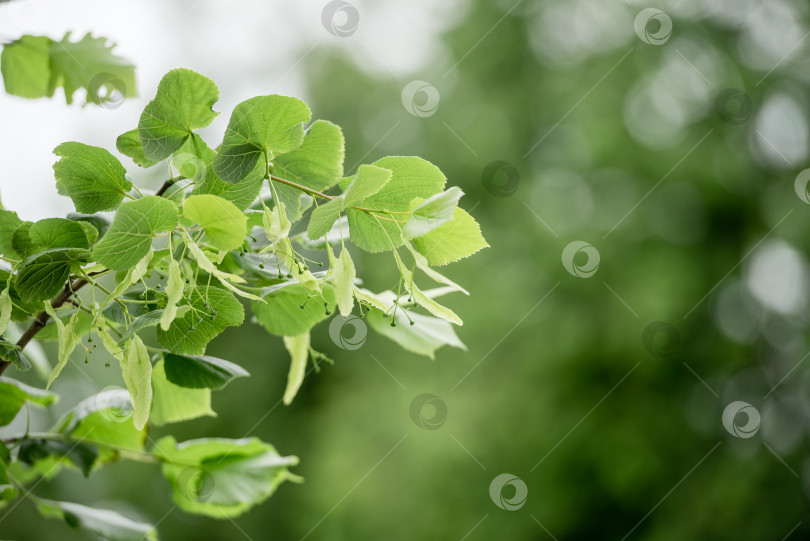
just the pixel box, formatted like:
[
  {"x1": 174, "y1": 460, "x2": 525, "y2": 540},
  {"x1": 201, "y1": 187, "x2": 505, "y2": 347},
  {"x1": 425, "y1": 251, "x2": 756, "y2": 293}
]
[
  {"x1": 346, "y1": 157, "x2": 445, "y2": 252},
  {"x1": 192, "y1": 159, "x2": 265, "y2": 211},
  {"x1": 403, "y1": 187, "x2": 463, "y2": 239},
  {"x1": 117, "y1": 306, "x2": 190, "y2": 344},
  {"x1": 36, "y1": 499, "x2": 157, "y2": 541},
  {"x1": 92, "y1": 196, "x2": 178, "y2": 271},
  {"x1": 342, "y1": 164, "x2": 393, "y2": 208},
  {"x1": 116, "y1": 129, "x2": 157, "y2": 168},
  {"x1": 0, "y1": 460, "x2": 18, "y2": 501},
  {"x1": 75, "y1": 221, "x2": 99, "y2": 246},
  {"x1": 18, "y1": 439, "x2": 98, "y2": 477},
  {"x1": 0, "y1": 209, "x2": 23, "y2": 256},
  {"x1": 0, "y1": 337, "x2": 31, "y2": 372},
  {"x1": 153, "y1": 435, "x2": 298, "y2": 518},
  {"x1": 68, "y1": 213, "x2": 111, "y2": 241},
  {"x1": 150, "y1": 360, "x2": 214, "y2": 426},
  {"x1": 56, "y1": 389, "x2": 146, "y2": 453},
  {"x1": 0, "y1": 35, "x2": 51, "y2": 98},
  {"x1": 173, "y1": 134, "x2": 214, "y2": 182},
  {"x1": 15, "y1": 248, "x2": 90, "y2": 303},
  {"x1": 0, "y1": 377, "x2": 56, "y2": 426},
  {"x1": 48, "y1": 32, "x2": 136, "y2": 105},
  {"x1": 163, "y1": 352, "x2": 249, "y2": 390},
  {"x1": 412, "y1": 207, "x2": 489, "y2": 266},
  {"x1": 183, "y1": 194, "x2": 247, "y2": 252},
  {"x1": 2, "y1": 33, "x2": 135, "y2": 105},
  {"x1": 282, "y1": 333, "x2": 310, "y2": 405},
  {"x1": 156, "y1": 286, "x2": 244, "y2": 355},
  {"x1": 333, "y1": 248, "x2": 356, "y2": 316},
  {"x1": 11, "y1": 221, "x2": 34, "y2": 259},
  {"x1": 121, "y1": 335, "x2": 152, "y2": 430},
  {"x1": 253, "y1": 283, "x2": 336, "y2": 336},
  {"x1": 0, "y1": 270, "x2": 39, "y2": 322},
  {"x1": 53, "y1": 142, "x2": 132, "y2": 213},
  {"x1": 366, "y1": 307, "x2": 466, "y2": 359},
  {"x1": 138, "y1": 68, "x2": 220, "y2": 161},
  {"x1": 29, "y1": 218, "x2": 91, "y2": 251},
  {"x1": 307, "y1": 198, "x2": 343, "y2": 240},
  {"x1": 213, "y1": 95, "x2": 312, "y2": 183},
  {"x1": 273, "y1": 119, "x2": 344, "y2": 191}
]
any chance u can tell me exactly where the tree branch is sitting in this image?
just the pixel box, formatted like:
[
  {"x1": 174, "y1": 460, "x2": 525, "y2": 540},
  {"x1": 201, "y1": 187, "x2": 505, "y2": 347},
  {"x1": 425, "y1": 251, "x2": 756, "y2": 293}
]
[
  {"x1": 0, "y1": 171, "x2": 404, "y2": 375},
  {"x1": 0, "y1": 178, "x2": 176, "y2": 376}
]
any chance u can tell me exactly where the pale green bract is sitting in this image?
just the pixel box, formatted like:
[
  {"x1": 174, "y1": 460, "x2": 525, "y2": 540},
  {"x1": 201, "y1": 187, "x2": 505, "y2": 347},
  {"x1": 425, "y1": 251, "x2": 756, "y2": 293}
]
[
  {"x1": 403, "y1": 187, "x2": 464, "y2": 239},
  {"x1": 333, "y1": 248, "x2": 356, "y2": 317},
  {"x1": 283, "y1": 333, "x2": 310, "y2": 405},
  {"x1": 122, "y1": 335, "x2": 152, "y2": 430},
  {"x1": 0, "y1": 67, "x2": 486, "y2": 539}
]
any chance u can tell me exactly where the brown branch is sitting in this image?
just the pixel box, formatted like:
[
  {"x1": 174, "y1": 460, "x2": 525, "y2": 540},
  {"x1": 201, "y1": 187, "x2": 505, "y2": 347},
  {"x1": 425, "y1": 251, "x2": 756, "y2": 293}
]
[
  {"x1": 0, "y1": 277, "x2": 89, "y2": 376},
  {"x1": 155, "y1": 178, "x2": 175, "y2": 197},
  {"x1": 0, "y1": 178, "x2": 176, "y2": 376}
]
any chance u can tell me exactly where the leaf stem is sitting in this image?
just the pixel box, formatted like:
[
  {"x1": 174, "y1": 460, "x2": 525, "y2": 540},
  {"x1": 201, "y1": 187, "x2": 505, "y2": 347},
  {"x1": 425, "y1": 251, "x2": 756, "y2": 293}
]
[{"x1": 269, "y1": 175, "x2": 406, "y2": 223}]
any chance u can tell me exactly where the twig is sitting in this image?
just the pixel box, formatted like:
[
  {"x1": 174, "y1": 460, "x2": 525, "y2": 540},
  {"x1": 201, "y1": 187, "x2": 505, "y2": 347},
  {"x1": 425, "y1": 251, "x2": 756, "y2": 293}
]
[{"x1": 0, "y1": 177, "x2": 175, "y2": 375}]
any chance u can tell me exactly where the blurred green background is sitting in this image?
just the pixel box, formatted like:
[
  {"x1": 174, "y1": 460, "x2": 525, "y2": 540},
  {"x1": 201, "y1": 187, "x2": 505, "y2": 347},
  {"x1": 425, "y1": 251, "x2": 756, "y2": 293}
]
[{"x1": 4, "y1": 0, "x2": 810, "y2": 539}]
